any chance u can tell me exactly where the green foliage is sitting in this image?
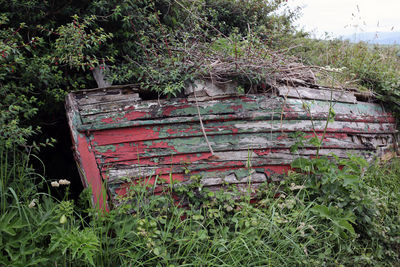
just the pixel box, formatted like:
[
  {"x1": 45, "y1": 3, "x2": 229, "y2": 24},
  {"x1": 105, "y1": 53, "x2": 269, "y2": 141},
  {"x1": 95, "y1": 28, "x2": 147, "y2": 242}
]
[
  {"x1": 291, "y1": 37, "x2": 400, "y2": 114},
  {"x1": 0, "y1": 16, "x2": 39, "y2": 147},
  {"x1": 1, "y1": 1, "x2": 400, "y2": 266},
  {"x1": 51, "y1": 15, "x2": 113, "y2": 70},
  {"x1": 288, "y1": 155, "x2": 400, "y2": 264},
  {"x1": 311, "y1": 205, "x2": 356, "y2": 238},
  {"x1": 95, "y1": 0, "x2": 298, "y2": 96},
  {"x1": 1, "y1": 140, "x2": 400, "y2": 265},
  {"x1": 50, "y1": 227, "x2": 100, "y2": 266}
]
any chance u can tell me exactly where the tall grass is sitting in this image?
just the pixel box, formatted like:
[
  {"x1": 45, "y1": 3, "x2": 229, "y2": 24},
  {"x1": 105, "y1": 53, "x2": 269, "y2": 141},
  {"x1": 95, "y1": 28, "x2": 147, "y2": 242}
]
[
  {"x1": 1, "y1": 141, "x2": 399, "y2": 266},
  {"x1": 290, "y1": 38, "x2": 400, "y2": 115}
]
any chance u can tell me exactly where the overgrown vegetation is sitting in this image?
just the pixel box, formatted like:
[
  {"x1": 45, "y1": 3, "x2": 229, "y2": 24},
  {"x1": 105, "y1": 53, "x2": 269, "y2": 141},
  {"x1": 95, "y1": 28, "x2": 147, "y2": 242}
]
[
  {"x1": 1, "y1": 146, "x2": 400, "y2": 265},
  {"x1": 291, "y1": 38, "x2": 400, "y2": 113},
  {"x1": 1, "y1": 0, "x2": 400, "y2": 266}
]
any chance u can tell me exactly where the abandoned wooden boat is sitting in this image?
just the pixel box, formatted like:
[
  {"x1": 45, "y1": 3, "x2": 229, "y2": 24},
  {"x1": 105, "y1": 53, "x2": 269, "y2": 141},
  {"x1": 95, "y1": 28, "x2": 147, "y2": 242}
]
[{"x1": 65, "y1": 83, "x2": 398, "y2": 209}]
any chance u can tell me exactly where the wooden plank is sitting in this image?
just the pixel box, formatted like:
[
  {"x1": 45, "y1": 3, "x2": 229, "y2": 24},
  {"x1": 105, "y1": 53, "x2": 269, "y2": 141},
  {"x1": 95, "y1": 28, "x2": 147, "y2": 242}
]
[
  {"x1": 89, "y1": 120, "x2": 396, "y2": 146},
  {"x1": 91, "y1": 132, "x2": 374, "y2": 164},
  {"x1": 79, "y1": 94, "x2": 386, "y2": 118},
  {"x1": 278, "y1": 86, "x2": 357, "y2": 103},
  {"x1": 79, "y1": 112, "x2": 395, "y2": 132},
  {"x1": 102, "y1": 148, "x2": 375, "y2": 183},
  {"x1": 78, "y1": 94, "x2": 376, "y2": 119},
  {"x1": 106, "y1": 164, "x2": 290, "y2": 185},
  {"x1": 78, "y1": 96, "x2": 393, "y2": 131},
  {"x1": 99, "y1": 143, "x2": 381, "y2": 184},
  {"x1": 99, "y1": 148, "x2": 371, "y2": 169},
  {"x1": 65, "y1": 94, "x2": 109, "y2": 211},
  {"x1": 79, "y1": 95, "x2": 266, "y2": 118},
  {"x1": 76, "y1": 92, "x2": 140, "y2": 106}
]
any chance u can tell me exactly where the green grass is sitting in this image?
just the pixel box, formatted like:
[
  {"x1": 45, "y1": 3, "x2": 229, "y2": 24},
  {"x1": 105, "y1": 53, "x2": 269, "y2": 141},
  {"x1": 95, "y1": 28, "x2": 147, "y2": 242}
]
[{"x1": 1, "y1": 144, "x2": 399, "y2": 266}]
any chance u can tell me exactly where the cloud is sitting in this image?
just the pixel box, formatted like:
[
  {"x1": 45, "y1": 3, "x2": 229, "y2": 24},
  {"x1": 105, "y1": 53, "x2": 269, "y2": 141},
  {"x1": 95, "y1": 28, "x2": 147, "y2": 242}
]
[{"x1": 287, "y1": 0, "x2": 400, "y2": 37}]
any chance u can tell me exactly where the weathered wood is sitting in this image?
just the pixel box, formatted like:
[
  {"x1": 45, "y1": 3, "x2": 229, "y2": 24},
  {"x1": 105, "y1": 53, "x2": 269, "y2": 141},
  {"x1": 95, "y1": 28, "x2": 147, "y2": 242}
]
[
  {"x1": 278, "y1": 86, "x2": 357, "y2": 103},
  {"x1": 92, "y1": 64, "x2": 112, "y2": 88},
  {"x1": 65, "y1": 84, "x2": 398, "y2": 208},
  {"x1": 78, "y1": 97, "x2": 394, "y2": 131},
  {"x1": 77, "y1": 92, "x2": 140, "y2": 106},
  {"x1": 65, "y1": 94, "x2": 108, "y2": 211},
  {"x1": 185, "y1": 79, "x2": 238, "y2": 97},
  {"x1": 89, "y1": 120, "x2": 395, "y2": 146},
  {"x1": 102, "y1": 147, "x2": 375, "y2": 183},
  {"x1": 91, "y1": 132, "x2": 386, "y2": 168},
  {"x1": 98, "y1": 148, "x2": 376, "y2": 187},
  {"x1": 100, "y1": 148, "x2": 371, "y2": 167}
]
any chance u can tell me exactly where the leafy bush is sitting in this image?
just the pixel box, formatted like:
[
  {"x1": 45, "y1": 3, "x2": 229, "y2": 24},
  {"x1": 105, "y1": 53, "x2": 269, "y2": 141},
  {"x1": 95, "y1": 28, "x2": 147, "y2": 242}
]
[{"x1": 1, "y1": 1, "x2": 400, "y2": 266}]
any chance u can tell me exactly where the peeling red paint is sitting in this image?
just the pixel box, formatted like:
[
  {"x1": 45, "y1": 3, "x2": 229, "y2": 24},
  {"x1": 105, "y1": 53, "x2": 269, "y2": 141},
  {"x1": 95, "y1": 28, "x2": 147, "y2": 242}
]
[
  {"x1": 230, "y1": 104, "x2": 243, "y2": 111},
  {"x1": 162, "y1": 104, "x2": 191, "y2": 116},
  {"x1": 101, "y1": 111, "x2": 147, "y2": 124},
  {"x1": 103, "y1": 152, "x2": 213, "y2": 167},
  {"x1": 101, "y1": 117, "x2": 114, "y2": 124},
  {"x1": 66, "y1": 86, "x2": 398, "y2": 210},
  {"x1": 92, "y1": 126, "x2": 160, "y2": 145},
  {"x1": 254, "y1": 149, "x2": 271, "y2": 156},
  {"x1": 149, "y1": 140, "x2": 179, "y2": 151},
  {"x1": 93, "y1": 139, "x2": 180, "y2": 164},
  {"x1": 262, "y1": 165, "x2": 290, "y2": 176},
  {"x1": 123, "y1": 110, "x2": 147, "y2": 121},
  {"x1": 277, "y1": 134, "x2": 289, "y2": 140},
  {"x1": 77, "y1": 134, "x2": 108, "y2": 211},
  {"x1": 115, "y1": 185, "x2": 127, "y2": 197},
  {"x1": 166, "y1": 128, "x2": 178, "y2": 134}
]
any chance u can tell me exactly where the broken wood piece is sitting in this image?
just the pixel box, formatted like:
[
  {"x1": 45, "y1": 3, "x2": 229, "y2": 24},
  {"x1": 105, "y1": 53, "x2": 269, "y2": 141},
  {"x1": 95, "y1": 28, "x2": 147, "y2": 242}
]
[
  {"x1": 185, "y1": 79, "x2": 238, "y2": 97},
  {"x1": 278, "y1": 86, "x2": 357, "y2": 103}
]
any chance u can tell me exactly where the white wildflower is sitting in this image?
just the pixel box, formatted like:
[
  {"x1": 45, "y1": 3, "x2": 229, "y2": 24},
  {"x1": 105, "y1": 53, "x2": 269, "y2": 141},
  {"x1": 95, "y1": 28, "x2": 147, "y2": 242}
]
[
  {"x1": 59, "y1": 179, "x2": 71, "y2": 185},
  {"x1": 51, "y1": 181, "x2": 60, "y2": 187},
  {"x1": 28, "y1": 199, "x2": 37, "y2": 208}
]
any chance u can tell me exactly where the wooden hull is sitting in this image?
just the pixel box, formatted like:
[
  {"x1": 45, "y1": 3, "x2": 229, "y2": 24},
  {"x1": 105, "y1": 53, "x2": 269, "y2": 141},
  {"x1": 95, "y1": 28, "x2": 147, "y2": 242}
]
[{"x1": 65, "y1": 85, "x2": 398, "y2": 209}]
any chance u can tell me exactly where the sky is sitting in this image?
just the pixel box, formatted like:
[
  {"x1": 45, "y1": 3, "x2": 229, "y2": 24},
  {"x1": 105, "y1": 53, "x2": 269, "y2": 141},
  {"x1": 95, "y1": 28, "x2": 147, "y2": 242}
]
[{"x1": 286, "y1": 0, "x2": 400, "y2": 38}]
